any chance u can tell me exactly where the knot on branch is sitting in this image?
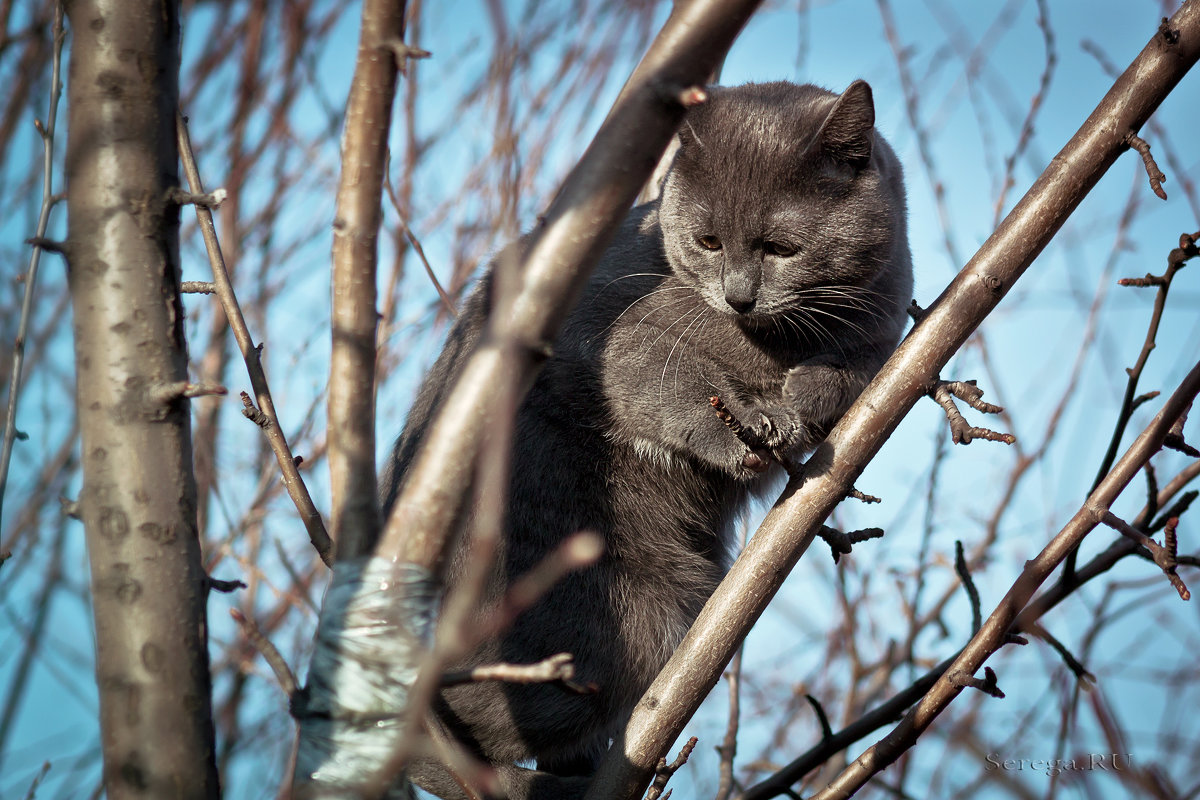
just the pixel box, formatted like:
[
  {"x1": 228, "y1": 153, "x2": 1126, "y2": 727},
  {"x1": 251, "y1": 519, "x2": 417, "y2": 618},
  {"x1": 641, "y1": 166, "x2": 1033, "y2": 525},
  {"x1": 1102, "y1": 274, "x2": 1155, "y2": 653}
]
[
  {"x1": 207, "y1": 576, "x2": 247, "y2": 594},
  {"x1": 906, "y1": 298, "x2": 929, "y2": 325},
  {"x1": 150, "y1": 380, "x2": 227, "y2": 404},
  {"x1": 656, "y1": 82, "x2": 708, "y2": 108},
  {"x1": 167, "y1": 185, "x2": 227, "y2": 208},
  {"x1": 817, "y1": 525, "x2": 884, "y2": 564},
  {"x1": 1164, "y1": 402, "x2": 1198, "y2": 457},
  {"x1": 846, "y1": 486, "x2": 881, "y2": 504},
  {"x1": 241, "y1": 391, "x2": 270, "y2": 429},
  {"x1": 948, "y1": 665, "x2": 1004, "y2": 698},
  {"x1": 381, "y1": 37, "x2": 431, "y2": 74},
  {"x1": 1158, "y1": 17, "x2": 1181, "y2": 45}
]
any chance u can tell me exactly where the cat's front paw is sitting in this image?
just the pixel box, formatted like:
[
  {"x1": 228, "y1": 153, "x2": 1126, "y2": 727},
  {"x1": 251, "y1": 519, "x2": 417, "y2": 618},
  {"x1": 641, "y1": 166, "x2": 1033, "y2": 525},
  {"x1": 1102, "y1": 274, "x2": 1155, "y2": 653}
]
[{"x1": 710, "y1": 395, "x2": 811, "y2": 470}]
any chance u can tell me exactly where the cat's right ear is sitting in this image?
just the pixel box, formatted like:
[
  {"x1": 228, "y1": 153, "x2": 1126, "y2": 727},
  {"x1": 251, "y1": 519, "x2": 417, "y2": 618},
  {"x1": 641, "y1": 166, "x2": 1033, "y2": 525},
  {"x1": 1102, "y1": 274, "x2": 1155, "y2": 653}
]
[{"x1": 817, "y1": 80, "x2": 875, "y2": 171}]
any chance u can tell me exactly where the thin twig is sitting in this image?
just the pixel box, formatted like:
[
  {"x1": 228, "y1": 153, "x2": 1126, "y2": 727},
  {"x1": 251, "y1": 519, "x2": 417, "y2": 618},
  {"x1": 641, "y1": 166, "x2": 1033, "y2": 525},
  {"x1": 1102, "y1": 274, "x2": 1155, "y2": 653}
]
[
  {"x1": 1028, "y1": 623, "x2": 1096, "y2": 685},
  {"x1": 645, "y1": 737, "x2": 698, "y2": 800},
  {"x1": 230, "y1": 608, "x2": 298, "y2": 698},
  {"x1": 954, "y1": 540, "x2": 982, "y2": 634},
  {"x1": 21, "y1": 761, "x2": 51, "y2": 800},
  {"x1": 0, "y1": 1, "x2": 64, "y2": 523},
  {"x1": 1071, "y1": 228, "x2": 1200, "y2": 578},
  {"x1": 176, "y1": 112, "x2": 334, "y2": 568},
  {"x1": 929, "y1": 379, "x2": 1015, "y2": 445},
  {"x1": 1100, "y1": 511, "x2": 1190, "y2": 600},
  {"x1": 440, "y1": 652, "x2": 594, "y2": 693},
  {"x1": 383, "y1": 150, "x2": 457, "y2": 318},
  {"x1": 1125, "y1": 131, "x2": 1168, "y2": 199}
]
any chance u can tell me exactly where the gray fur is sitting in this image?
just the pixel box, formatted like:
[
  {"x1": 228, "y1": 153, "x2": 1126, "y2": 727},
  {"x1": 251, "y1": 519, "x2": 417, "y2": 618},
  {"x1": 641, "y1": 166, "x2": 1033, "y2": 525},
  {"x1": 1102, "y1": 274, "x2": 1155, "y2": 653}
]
[{"x1": 381, "y1": 80, "x2": 912, "y2": 800}]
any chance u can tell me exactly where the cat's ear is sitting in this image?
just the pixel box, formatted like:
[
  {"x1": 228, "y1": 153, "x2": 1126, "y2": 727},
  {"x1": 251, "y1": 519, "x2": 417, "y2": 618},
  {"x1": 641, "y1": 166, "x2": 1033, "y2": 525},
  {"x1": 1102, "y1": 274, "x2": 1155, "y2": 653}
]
[{"x1": 816, "y1": 80, "x2": 875, "y2": 171}]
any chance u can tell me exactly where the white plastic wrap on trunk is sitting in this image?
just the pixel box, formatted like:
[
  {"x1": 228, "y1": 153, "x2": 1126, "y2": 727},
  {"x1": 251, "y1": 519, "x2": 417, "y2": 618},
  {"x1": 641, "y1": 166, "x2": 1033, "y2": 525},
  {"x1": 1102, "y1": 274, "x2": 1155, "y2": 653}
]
[{"x1": 294, "y1": 557, "x2": 438, "y2": 798}]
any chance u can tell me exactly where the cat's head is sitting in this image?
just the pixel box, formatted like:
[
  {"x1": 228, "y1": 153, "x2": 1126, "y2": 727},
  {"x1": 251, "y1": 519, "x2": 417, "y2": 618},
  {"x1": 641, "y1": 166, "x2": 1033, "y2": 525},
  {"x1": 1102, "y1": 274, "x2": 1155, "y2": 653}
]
[{"x1": 659, "y1": 80, "x2": 906, "y2": 325}]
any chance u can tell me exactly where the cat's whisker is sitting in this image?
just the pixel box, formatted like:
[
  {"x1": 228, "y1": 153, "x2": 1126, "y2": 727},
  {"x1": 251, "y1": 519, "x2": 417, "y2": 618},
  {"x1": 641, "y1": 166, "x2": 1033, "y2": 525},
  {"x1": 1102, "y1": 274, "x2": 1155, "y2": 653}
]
[
  {"x1": 643, "y1": 302, "x2": 704, "y2": 359},
  {"x1": 674, "y1": 317, "x2": 711, "y2": 400},
  {"x1": 783, "y1": 307, "x2": 828, "y2": 345},
  {"x1": 794, "y1": 308, "x2": 851, "y2": 358},
  {"x1": 596, "y1": 272, "x2": 675, "y2": 293},
  {"x1": 612, "y1": 289, "x2": 695, "y2": 341},
  {"x1": 801, "y1": 303, "x2": 874, "y2": 342},
  {"x1": 606, "y1": 284, "x2": 693, "y2": 321},
  {"x1": 652, "y1": 306, "x2": 704, "y2": 377},
  {"x1": 801, "y1": 285, "x2": 891, "y2": 314},
  {"x1": 806, "y1": 296, "x2": 889, "y2": 326},
  {"x1": 662, "y1": 309, "x2": 708, "y2": 402}
]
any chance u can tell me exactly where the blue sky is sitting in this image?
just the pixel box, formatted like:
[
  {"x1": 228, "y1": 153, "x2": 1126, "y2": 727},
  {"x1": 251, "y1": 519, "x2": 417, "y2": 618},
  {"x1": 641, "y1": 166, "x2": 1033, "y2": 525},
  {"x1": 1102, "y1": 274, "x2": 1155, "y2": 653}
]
[{"x1": 1, "y1": 1, "x2": 1198, "y2": 798}]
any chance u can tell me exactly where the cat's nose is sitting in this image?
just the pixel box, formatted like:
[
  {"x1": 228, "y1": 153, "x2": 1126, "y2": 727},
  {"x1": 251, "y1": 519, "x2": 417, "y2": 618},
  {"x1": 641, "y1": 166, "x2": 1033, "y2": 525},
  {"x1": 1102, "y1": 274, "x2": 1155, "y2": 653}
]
[
  {"x1": 723, "y1": 266, "x2": 760, "y2": 314},
  {"x1": 725, "y1": 295, "x2": 756, "y2": 314}
]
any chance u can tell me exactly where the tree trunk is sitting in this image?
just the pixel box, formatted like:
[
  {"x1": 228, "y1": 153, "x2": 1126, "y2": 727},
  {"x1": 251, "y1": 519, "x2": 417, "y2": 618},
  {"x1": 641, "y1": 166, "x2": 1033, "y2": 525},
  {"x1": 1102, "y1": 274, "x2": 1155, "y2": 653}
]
[{"x1": 64, "y1": 0, "x2": 219, "y2": 796}]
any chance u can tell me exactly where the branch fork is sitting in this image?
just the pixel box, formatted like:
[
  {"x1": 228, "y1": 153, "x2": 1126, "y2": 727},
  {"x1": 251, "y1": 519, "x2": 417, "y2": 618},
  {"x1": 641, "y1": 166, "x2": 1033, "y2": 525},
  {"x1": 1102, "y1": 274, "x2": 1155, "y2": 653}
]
[
  {"x1": 948, "y1": 665, "x2": 1004, "y2": 698},
  {"x1": 816, "y1": 525, "x2": 884, "y2": 564},
  {"x1": 928, "y1": 379, "x2": 1015, "y2": 445},
  {"x1": 1102, "y1": 511, "x2": 1191, "y2": 600}
]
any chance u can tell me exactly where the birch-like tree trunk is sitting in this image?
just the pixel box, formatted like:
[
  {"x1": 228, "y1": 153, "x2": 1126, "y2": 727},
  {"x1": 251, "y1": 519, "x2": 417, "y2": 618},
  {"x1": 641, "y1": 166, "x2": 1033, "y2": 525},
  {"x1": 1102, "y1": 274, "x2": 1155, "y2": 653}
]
[{"x1": 64, "y1": 0, "x2": 219, "y2": 796}]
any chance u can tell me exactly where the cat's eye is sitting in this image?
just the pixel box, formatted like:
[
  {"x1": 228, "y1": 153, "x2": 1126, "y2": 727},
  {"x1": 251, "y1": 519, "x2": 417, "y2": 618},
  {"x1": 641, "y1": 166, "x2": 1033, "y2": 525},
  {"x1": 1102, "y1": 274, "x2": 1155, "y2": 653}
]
[
  {"x1": 763, "y1": 241, "x2": 797, "y2": 258},
  {"x1": 696, "y1": 235, "x2": 722, "y2": 251}
]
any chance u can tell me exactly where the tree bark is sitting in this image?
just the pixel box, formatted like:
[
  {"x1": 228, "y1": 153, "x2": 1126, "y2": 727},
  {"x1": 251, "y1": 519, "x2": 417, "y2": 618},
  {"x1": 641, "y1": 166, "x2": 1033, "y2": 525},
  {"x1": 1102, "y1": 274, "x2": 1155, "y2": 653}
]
[
  {"x1": 328, "y1": 0, "x2": 409, "y2": 561},
  {"x1": 64, "y1": 0, "x2": 219, "y2": 796}
]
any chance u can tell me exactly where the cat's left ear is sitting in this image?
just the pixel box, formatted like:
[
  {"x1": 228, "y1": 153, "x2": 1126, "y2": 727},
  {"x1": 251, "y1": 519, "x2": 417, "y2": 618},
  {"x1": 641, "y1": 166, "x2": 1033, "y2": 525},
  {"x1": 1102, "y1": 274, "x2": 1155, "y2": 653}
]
[{"x1": 817, "y1": 80, "x2": 875, "y2": 171}]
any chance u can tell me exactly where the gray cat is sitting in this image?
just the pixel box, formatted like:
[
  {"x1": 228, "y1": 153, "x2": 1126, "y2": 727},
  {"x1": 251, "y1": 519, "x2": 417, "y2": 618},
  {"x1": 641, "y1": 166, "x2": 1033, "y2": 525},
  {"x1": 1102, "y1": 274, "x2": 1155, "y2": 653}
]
[{"x1": 381, "y1": 80, "x2": 912, "y2": 800}]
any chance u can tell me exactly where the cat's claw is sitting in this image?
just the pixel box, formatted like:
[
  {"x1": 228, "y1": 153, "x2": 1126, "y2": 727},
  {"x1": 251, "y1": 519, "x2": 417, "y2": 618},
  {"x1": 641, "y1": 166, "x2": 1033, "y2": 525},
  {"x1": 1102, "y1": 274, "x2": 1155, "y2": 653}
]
[{"x1": 742, "y1": 448, "x2": 771, "y2": 473}]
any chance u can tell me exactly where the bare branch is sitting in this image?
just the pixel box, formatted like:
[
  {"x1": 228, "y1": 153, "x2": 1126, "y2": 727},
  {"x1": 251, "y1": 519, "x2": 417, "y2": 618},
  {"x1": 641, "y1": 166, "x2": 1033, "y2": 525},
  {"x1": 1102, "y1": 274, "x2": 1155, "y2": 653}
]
[
  {"x1": 177, "y1": 113, "x2": 334, "y2": 568},
  {"x1": 441, "y1": 653, "x2": 593, "y2": 693},
  {"x1": 1125, "y1": 130, "x2": 1168, "y2": 200},
  {"x1": 928, "y1": 379, "x2": 1015, "y2": 445},
  {"x1": 1101, "y1": 511, "x2": 1190, "y2": 600},
  {"x1": 953, "y1": 540, "x2": 982, "y2": 634},
  {"x1": 806, "y1": 359, "x2": 1200, "y2": 799},
  {"x1": 644, "y1": 737, "x2": 697, "y2": 800},
  {"x1": 324, "y1": 0, "x2": 410, "y2": 560},
  {"x1": 0, "y1": 0, "x2": 64, "y2": 523},
  {"x1": 230, "y1": 608, "x2": 298, "y2": 698}
]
